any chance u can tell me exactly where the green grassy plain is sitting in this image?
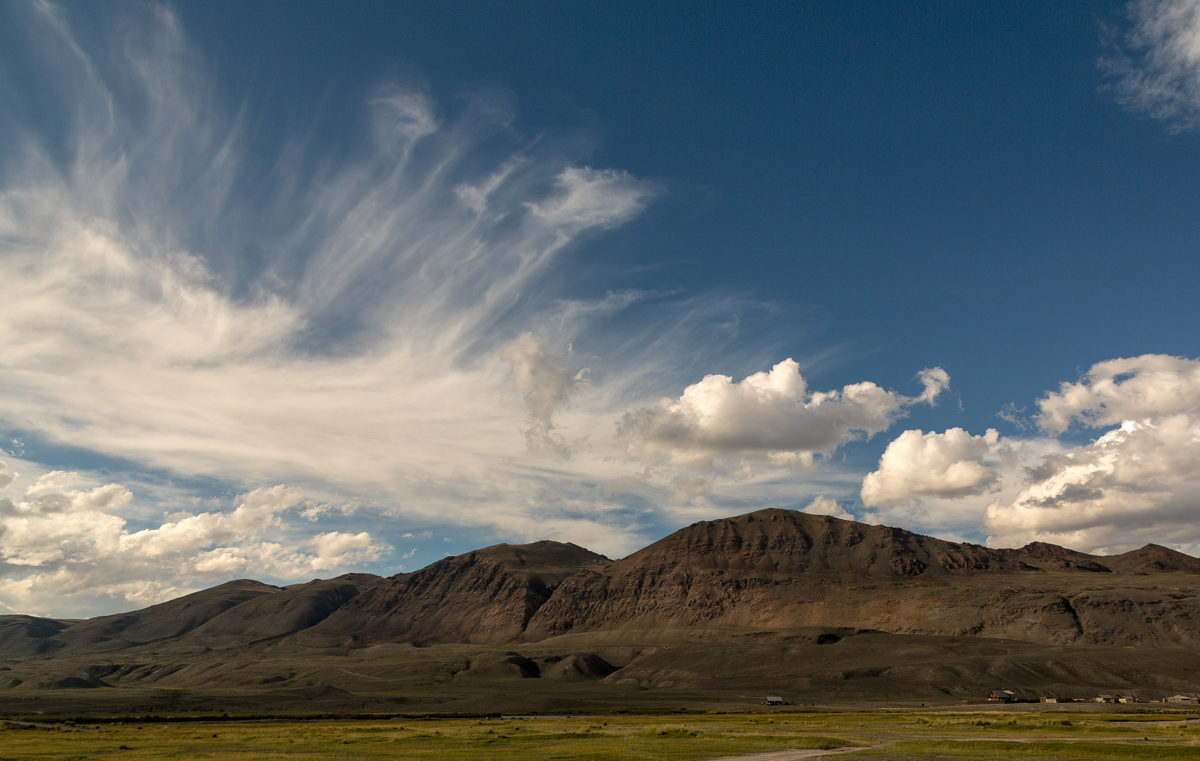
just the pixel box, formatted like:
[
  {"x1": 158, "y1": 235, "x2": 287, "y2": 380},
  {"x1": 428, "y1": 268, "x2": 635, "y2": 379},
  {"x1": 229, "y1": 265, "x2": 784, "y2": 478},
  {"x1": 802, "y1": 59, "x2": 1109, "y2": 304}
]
[{"x1": 3, "y1": 709, "x2": 1200, "y2": 761}]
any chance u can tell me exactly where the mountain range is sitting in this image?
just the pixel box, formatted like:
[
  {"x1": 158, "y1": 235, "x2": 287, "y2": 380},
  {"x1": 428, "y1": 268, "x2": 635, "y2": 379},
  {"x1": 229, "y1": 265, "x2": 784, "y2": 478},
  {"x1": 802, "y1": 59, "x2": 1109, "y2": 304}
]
[{"x1": 5, "y1": 508, "x2": 1200, "y2": 714}]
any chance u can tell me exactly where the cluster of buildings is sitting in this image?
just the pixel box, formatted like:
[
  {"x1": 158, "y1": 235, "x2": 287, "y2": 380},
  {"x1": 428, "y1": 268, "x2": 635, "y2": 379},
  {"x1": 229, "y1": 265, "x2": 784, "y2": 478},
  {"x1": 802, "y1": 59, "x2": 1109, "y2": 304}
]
[{"x1": 990, "y1": 689, "x2": 1200, "y2": 704}]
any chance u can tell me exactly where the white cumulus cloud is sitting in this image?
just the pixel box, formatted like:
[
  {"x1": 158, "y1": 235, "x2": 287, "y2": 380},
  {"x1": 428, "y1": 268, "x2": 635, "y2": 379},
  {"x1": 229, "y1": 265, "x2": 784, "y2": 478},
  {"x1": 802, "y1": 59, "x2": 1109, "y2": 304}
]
[
  {"x1": 1036, "y1": 354, "x2": 1200, "y2": 432},
  {"x1": 802, "y1": 495, "x2": 855, "y2": 521},
  {"x1": 860, "y1": 356, "x2": 1200, "y2": 552},
  {"x1": 985, "y1": 355, "x2": 1200, "y2": 553},
  {"x1": 986, "y1": 413, "x2": 1200, "y2": 554},
  {"x1": 862, "y1": 427, "x2": 1002, "y2": 507},
  {"x1": 620, "y1": 359, "x2": 948, "y2": 469},
  {"x1": 0, "y1": 464, "x2": 388, "y2": 616}
]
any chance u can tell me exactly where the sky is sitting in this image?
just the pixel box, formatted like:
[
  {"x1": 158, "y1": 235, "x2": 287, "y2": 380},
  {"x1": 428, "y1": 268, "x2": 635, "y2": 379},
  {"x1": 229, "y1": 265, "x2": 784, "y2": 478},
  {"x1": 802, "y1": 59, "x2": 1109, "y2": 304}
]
[{"x1": 2, "y1": 0, "x2": 1200, "y2": 617}]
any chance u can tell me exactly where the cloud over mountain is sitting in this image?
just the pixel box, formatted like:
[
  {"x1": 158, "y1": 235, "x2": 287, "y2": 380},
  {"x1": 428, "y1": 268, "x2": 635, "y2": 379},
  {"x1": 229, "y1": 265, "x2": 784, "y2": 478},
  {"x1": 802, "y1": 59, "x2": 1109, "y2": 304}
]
[
  {"x1": 985, "y1": 355, "x2": 1200, "y2": 553},
  {"x1": 0, "y1": 467, "x2": 385, "y2": 616},
  {"x1": 861, "y1": 427, "x2": 1002, "y2": 507},
  {"x1": 855, "y1": 354, "x2": 1200, "y2": 555},
  {"x1": 864, "y1": 356, "x2": 1200, "y2": 555},
  {"x1": 985, "y1": 362, "x2": 1200, "y2": 554},
  {"x1": 984, "y1": 413, "x2": 1200, "y2": 553}
]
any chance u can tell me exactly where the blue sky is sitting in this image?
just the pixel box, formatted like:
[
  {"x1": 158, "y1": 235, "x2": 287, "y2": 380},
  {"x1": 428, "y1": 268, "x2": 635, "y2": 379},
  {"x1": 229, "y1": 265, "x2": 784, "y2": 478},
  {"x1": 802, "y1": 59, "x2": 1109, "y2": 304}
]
[{"x1": 2, "y1": 0, "x2": 1200, "y2": 616}]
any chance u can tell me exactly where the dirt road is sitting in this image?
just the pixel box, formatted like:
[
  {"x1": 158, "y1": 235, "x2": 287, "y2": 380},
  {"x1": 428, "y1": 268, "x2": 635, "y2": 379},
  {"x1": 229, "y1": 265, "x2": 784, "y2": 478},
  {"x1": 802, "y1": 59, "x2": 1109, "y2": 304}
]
[{"x1": 703, "y1": 747, "x2": 867, "y2": 761}]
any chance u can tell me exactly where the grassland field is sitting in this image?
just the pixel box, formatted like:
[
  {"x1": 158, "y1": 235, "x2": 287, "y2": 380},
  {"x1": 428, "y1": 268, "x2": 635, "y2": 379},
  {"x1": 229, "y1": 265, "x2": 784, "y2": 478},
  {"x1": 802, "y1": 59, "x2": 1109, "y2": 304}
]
[{"x1": 4, "y1": 708, "x2": 1200, "y2": 761}]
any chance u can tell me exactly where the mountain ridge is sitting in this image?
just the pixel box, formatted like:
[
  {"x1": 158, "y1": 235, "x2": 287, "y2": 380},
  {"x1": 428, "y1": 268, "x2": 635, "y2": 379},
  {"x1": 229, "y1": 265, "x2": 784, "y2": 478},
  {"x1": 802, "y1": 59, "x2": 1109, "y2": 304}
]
[
  {"x1": 7, "y1": 507, "x2": 1200, "y2": 713},
  {"x1": 6, "y1": 508, "x2": 1200, "y2": 657}
]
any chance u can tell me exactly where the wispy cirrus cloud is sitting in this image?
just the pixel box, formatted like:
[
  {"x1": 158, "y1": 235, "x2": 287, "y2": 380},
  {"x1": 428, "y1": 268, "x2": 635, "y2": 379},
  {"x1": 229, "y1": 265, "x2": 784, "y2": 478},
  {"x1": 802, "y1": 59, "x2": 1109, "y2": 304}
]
[
  {"x1": 0, "y1": 3, "x2": 650, "y2": 508},
  {"x1": 0, "y1": 1, "x2": 958, "y2": 615},
  {"x1": 0, "y1": 2, "x2": 672, "y2": 611},
  {"x1": 1103, "y1": 0, "x2": 1200, "y2": 131}
]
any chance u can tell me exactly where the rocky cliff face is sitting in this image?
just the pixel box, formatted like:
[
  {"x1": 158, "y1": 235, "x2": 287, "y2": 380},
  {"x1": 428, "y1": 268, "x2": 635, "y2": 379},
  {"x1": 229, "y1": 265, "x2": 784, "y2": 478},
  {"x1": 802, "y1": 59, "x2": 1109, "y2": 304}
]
[
  {"x1": 522, "y1": 510, "x2": 1200, "y2": 645},
  {"x1": 525, "y1": 510, "x2": 1030, "y2": 638}
]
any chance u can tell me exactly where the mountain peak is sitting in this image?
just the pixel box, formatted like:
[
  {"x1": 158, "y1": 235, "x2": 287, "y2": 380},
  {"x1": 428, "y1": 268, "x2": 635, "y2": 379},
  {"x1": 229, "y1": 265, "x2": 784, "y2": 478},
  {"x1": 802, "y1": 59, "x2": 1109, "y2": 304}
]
[
  {"x1": 465, "y1": 540, "x2": 611, "y2": 573},
  {"x1": 615, "y1": 507, "x2": 1019, "y2": 578},
  {"x1": 1107, "y1": 543, "x2": 1200, "y2": 573}
]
